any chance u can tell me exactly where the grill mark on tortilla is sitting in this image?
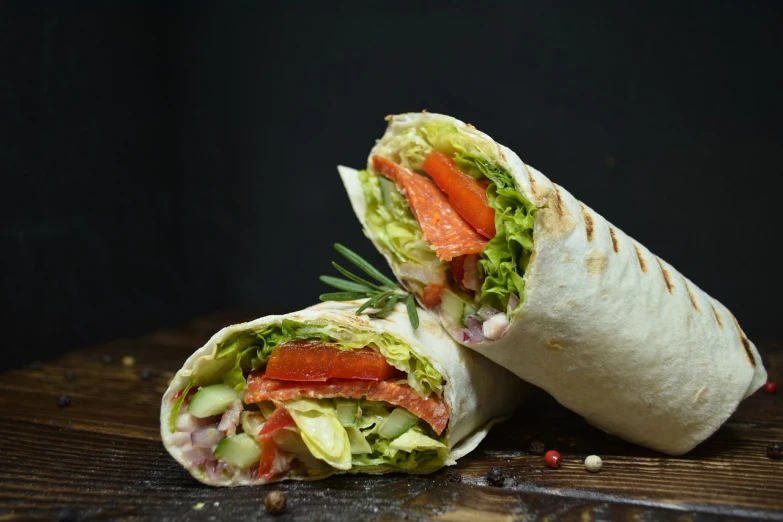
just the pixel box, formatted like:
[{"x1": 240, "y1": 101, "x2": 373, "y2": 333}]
[
  {"x1": 730, "y1": 313, "x2": 756, "y2": 367},
  {"x1": 552, "y1": 184, "x2": 566, "y2": 217},
  {"x1": 655, "y1": 256, "x2": 674, "y2": 294},
  {"x1": 683, "y1": 277, "x2": 700, "y2": 312},
  {"x1": 609, "y1": 227, "x2": 619, "y2": 252},
  {"x1": 578, "y1": 202, "x2": 594, "y2": 241},
  {"x1": 525, "y1": 164, "x2": 538, "y2": 198},
  {"x1": 634, "y1": 244, "x2": 648, "y2": 273},
  {"x1": 710, "y1": 302, "x2": 724, "y2": 328}
]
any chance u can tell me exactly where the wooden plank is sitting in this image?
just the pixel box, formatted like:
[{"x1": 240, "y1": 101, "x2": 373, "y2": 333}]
[{"x1": 0, "y1": 309, "x2": 781, "y2": 521}]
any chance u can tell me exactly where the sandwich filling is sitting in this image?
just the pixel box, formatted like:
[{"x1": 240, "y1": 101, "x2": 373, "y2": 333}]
[
  {"x1": 166, "y1": 319, "x2": 449, "y2": 483},
  {"x1": 359, "y1": 121, "x2": 537, "y2": 343}
]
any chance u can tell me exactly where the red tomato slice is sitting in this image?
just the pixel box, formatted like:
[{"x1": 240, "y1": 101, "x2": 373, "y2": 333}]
[
  {"x1": 264, "y1": 341, "x2": 403, "y2": 382},
  {"x1": 449, "y1": 256, "x2": 466, "y2": 286},
  {"x1": 422, "y1": 150, "x2": 496, "y2": 239},
  {"x1": 259, "y1": 407, "x2": 296, "y2": 435},
  {"x1": 421, "y1": 283, "x2": 444, "y2": 308},
  {"x1": 371, "y1": 156, "x2": 487, "y2": 261}
]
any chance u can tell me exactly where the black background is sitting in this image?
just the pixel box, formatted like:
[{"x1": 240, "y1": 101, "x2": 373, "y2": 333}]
[{"x1": 2, "y1": 1, "x2": 781, "y2": 370}]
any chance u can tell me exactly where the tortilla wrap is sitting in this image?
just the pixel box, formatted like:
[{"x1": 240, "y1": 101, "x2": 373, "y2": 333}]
[
  {"x1": 338, "y1": 112, "x2": 767, "y2": 455},
  {"x1": 160, "y1": 300, "x2": 528, "y2": 486}
]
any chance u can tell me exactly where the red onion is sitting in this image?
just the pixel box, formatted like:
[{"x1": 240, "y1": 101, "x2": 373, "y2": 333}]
[
  {"x1": 482, "y1": 313, "x2": 509, "y2": 340},
  {"x1": 462, "y1": 255, "x2": 480, "y2": 291},
  {"x1": 176, "y1": 412, "x2": 218, "y2": 432},
  {"x1": 477, "y1": 305, "x2": 500, "y2": 321},
  {"x1": 462, "y1": 315, "x2": 489, "y2": 343},
  {"x1": 181, "y1": 445, "x2": 213, "y2": 466},
  {"x1": 191, "y1": 426, "x2": 224, "y2": 448},
  {"x1": 218, "y1": 400, "x2": 243, "y2": 436},
  {"x1": 507, "y1": 293, "x2": 520, "y2": 313},
  {"x1": 169, "y1": 431, "x2": 191, "y2": 447}
]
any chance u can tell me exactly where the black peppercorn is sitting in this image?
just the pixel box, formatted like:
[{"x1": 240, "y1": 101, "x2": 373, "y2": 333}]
[
  {"x1": 64, "y1": 370, "x2": 76, "y2": 381},
  {"x1": 30, "y1": 360, "x2": 43, "y2": 371},
  {"x1": 443, "y1": 467, "x2": 461, "y2": 483},
  {"x1": 264, "y1": 490, "x2": 287, "y2": 515},
  {"x1": 529, "y1": 440, "x2": 546, "y2": 455},
  {"x1": 487, "y1": 466, "x2": 504, "y2": 487},
  {"x1": 767, "y1": 442, "x2": 783, "y2": 459},
  {"x1": 57, "y1": 394, "x2": 71, "y2": 407},
  {"x1": 139, "y1": 368, "x2": 152, "y2": 381},
  {"x1": 102, "y1": 354, "x2": 113, "y2": 364}
]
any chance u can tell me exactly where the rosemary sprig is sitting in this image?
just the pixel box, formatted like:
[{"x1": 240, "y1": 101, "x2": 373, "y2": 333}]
[{"x1": 319, "y1": 243, "x2": 419, "y2": 329}]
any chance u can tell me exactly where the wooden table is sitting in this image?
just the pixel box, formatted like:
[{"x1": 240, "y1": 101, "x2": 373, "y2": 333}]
[{"x1": 1, "y1": 309, "x2": 781, "y2": 521}]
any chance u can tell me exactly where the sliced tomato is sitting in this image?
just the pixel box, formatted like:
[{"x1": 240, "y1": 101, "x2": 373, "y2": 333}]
[
  {"x1": 259, "y1": 406, "x2": 296, "y2": 435},
  {"x1": 372, "y1": 156, "x2": 487, "y2": 261},
  {"x1": 257, "y1": 436, "x2": 295, "y2": 479},
  {"x1": 421, "y1": 283, "x2": 444, "y2": 308},
  {"x1": 422, "y1": 150, "x2": 496, "y2": 239},
  {"x1": 264, "y1": 341, "x2": 403, "y2": 382}
]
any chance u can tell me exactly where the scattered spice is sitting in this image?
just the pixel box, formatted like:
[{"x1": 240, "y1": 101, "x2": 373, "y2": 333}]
[
  {"x1": 64, "y1": 370, "x2": 76, "y2": 381},
  {"x1": 763, "y1": 381, "x2": 778, "y2": 394},
  {"x1": 122, "y1": 356, "x2": 136, "y2": 368},
  {"x1": 443, "y1": 466, "x2": 461, "y2": 483},
  {"x1": 584, "y1": 455, "x2": 602, "y2": 472},
  {"x1": 767, "y1": 442, "x2": 783, "y2": 459},
  {"x1": 545, "y1": 450, "x2": 561, "y2": 469},
  {"x1": 265, "y1": 490, "x2": 287, "y2": 515},
  {"x1": 486, "y1": 466, "x2": 504, "y2": 487},
  {"x1": 102, "y1": 354, "x2": 113, "y2": 364},
  {"x1": 30, "y1": 360, "x2": 43, "y2": 371},
  {"x1": 58, "y1": 507, "x2": 76, "y2": 521},
  {"x1": 529, "y1": 440, "x2": 546, "y2": 455},
  {"x1": 139, "y1": 368, "x2": 153, "y2": 381},
  {"x1": 57, "y1": 394, "x2": 71, "y2": 408}
]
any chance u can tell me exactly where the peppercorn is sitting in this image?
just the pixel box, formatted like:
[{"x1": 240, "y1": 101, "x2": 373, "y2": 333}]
[
  {"x1": 486, "y1": 466, "x2": 504, "y2": 487},
  {"x1": 443, "y1": 466, "x2": 461, "y2": 483},
  {"x1": 764, "y1": 381, "x2": 778, "y2": 394},
  {"x1": 30, "y1": 360, "x2": 43, "y2": 371},
  {"x1": 584, "y1": 455, "x2": 602, "y2": 472},
  {"x1": 545, "y1": 450, "x2": 561, "y2": 469},
  {"x1": 767, "y1": 442, "x2": 783, "y2": 459},
  {"x1": 139, "y1": 368, "x2": 152, "y2": 381},
  {"x1": 264, "y1": 490, "x2": 287, "y2": 515},
  {"x1": 57, "y1": 394, "x2": 71, "y2": 407},
  {"x1": 101, "y1": 354, "x2": 113, "y2": 364},
  {"x1": 64, "y1": 370, "x2": 76, "y2": 381},
  {"x1": 529, "y1": 440, "x2": 546, "y2": 455}
]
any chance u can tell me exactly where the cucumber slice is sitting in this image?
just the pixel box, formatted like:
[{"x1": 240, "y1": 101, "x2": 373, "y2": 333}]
[
  {"x1": 213, "y1": 433, "x2": 262, "y2": 468},
  {"x1": 460, "y1": 303, "x2": 477, "y2": 326},
  {"x1": 188, "y1": 384, "x2": 239, "y2": 418},
  {"x1": 345, "y1": 426, "x2": 372, "y2": 454},
  {"x1": 379, "y1": 177, "x2": 398, "y2": 206},
  {"x1": 336, "y1": 399, "x2": 359, "y2": 427},
  {"x1": 440, "y1": 290, "x2": 464, "y2": 323},
  {"x1": 378, "y1": 408, "x2": 419, "y2": 439}
]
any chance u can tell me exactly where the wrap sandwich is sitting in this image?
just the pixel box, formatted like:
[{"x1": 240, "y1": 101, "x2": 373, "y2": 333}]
[
  {"x1": 160, "y1": 301, "x2": 527, "y2": 485},
  {"x1": 337, "y1": 112, "x2": 767, "y2": 455}
]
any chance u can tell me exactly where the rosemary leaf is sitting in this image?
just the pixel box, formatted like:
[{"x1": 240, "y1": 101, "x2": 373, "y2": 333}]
[
  {"x1": 334, "y1": 243, "x2": 398, "y2": 288},
  {"x1": 319, "y1": 275, "x2": 374, "y2": 293},
  {"x1": 371, "y1": 294, "x2": 400, "y2": 318},
  {"x1": 406, "y1": 294, "x2": 420, "y2": 329},
  {"x1": 332, "y1": 262, "x2": 382, "y2": 291},
  {"x1": 319, "y1": 291, "x2": 371, "y2": 302}
]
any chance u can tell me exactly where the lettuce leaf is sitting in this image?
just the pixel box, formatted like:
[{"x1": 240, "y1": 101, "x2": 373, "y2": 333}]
[{"x1": 286, "y1": 399, "x2": 352, "y2": 470}]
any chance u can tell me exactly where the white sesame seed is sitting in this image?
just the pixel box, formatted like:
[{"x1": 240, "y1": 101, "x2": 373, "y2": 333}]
[{"x1": 584, "y1": 455, "x2": 602, "y2": 472}]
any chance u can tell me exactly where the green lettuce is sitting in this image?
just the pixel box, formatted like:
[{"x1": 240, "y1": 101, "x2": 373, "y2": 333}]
[
  {"x1": 286, "y1": 399, "x2": 352, "y2": 470},
  {"x1": 362, "y1": 121, "x2": 537, "y2": 313}
]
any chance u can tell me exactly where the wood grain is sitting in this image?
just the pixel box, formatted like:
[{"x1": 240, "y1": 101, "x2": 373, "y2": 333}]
[{"x1": 0, "y1": 308, "x2": 781, "y2": 521}]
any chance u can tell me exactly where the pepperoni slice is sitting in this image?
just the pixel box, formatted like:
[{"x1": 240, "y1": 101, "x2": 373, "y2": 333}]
[
  {"x1": 245, "y1": 374, "x2": 449, "y2": 435},
  {"x1": 371, "y1": 156, "x2": 488, "y2": 261}
]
